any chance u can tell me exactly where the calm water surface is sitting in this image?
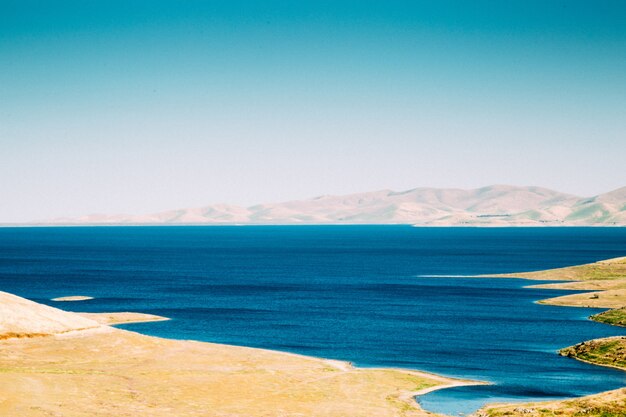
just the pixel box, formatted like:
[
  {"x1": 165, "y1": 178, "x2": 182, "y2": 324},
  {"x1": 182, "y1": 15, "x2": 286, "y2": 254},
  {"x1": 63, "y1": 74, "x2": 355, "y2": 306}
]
[{"x1": 0, "y1": 226, "x2": 625, "y2": 414}]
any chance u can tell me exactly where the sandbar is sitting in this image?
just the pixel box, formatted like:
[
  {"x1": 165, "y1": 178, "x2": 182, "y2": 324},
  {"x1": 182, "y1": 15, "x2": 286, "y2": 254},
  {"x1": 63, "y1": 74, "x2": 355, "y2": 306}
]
[
  {"x1": 51, "y1": 295, "x2": 94, "y2": 302},
  {"x1": 77, "y1": 311, "x2": 170, "y2": 325}
]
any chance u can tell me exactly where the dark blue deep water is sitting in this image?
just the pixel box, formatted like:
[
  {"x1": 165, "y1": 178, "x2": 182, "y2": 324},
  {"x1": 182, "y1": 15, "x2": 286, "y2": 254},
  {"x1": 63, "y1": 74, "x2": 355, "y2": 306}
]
[{"x1": 1, "y1": 226, "x2": 625, "y2": 414}]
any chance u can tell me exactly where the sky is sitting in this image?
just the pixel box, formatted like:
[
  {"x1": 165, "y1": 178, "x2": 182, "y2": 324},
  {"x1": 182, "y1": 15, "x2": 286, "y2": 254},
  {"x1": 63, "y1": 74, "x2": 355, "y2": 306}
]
[{"x1": 1, "y1": 1, "x2": 625, "y2": 222}]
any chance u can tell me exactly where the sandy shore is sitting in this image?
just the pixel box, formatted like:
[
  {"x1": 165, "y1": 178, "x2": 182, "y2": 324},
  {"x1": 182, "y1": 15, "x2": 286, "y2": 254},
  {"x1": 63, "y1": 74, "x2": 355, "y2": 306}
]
[{"x1": 0, "y1": 290, "x2": 478, "y2": 417}]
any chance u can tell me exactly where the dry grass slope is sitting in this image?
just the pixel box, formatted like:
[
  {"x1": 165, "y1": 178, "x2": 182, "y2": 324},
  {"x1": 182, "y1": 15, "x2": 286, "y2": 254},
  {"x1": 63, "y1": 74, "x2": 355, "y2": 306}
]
[
  {"x1": 478, "y1": 388, "x2": 626, "y2": 417},
  {"x1": 491, "y1": 257, "x2": 626, "y2": 309},
  {"x1": 493, "y1": 256, "x2": 626, "y2": 282},
  {"x1": 559, "y1": 337, "x2": 626, "y2": 370},
  {"x1": 592, "y1": 308, "x2": 626, "y2": 327}
]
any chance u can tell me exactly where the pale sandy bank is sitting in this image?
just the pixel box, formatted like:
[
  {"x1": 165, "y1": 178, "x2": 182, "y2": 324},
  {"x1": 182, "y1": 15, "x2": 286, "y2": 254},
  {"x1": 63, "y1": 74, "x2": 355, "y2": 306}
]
[
  {"x1": 77, "y1": 311, "x2": 170, "y2": 325},
  {"x1": 51, "y1": 295, "x2": 94, "y2": 301}
]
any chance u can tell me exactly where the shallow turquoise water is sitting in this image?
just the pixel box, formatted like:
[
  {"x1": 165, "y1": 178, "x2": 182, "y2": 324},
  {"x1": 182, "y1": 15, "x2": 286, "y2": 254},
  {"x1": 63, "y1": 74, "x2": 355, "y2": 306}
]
[{"x1": 0, "y1": 226, "x2": 625, "y2": 414}]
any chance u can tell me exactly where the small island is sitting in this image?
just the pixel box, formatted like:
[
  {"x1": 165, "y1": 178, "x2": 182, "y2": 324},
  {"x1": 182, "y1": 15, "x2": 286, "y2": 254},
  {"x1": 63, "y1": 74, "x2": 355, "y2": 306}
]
[{"x1": 51, "y1": 295, "x2": 94, "y2": 302}]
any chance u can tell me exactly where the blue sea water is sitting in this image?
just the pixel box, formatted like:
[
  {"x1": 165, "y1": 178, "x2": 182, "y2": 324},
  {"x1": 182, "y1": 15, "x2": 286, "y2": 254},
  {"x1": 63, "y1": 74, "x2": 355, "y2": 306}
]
[{"x1": 0, "y1": 226, "x2": 625, "y2": 415}]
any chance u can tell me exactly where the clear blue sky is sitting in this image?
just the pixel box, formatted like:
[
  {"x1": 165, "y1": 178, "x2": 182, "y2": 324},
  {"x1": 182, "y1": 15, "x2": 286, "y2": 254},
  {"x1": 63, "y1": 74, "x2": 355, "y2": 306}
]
[{"x1": 1, "y1": 1, "x2": 625, "y2": 222}]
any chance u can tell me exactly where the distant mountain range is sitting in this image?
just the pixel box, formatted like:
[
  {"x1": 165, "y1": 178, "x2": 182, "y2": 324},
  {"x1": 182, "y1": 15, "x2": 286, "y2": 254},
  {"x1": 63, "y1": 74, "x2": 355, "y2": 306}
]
[{"x1": 37, "y1": 185, "x2": 626, "y2": 226}]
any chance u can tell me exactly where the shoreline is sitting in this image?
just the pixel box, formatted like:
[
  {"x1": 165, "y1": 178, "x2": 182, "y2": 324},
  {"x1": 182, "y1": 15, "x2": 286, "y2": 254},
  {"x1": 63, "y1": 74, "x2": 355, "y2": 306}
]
[
  {"x1": 0, "y1": 290, "x2": 480, "y2": 417},
  {"x1": 1, "y1": 256, "x2": 624, "y2": 416},
  {"x1": 562, "y1": 350, "x2": 626, "y2": 372},
  {"x1": 475, "y1": 256, "x2": 626, "y2": 417}
]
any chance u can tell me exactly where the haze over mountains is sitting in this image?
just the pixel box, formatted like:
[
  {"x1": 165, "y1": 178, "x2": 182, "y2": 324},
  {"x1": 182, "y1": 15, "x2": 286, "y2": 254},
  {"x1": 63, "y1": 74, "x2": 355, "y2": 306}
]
[{"x1": 32, "y1": 185, "x2": 626, "y2": 226}]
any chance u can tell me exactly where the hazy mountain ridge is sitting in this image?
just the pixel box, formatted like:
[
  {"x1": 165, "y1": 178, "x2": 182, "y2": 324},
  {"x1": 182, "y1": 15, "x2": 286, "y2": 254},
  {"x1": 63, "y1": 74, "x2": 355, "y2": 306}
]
[{"x1": 39, "y1": 185, "x2": 626, "y2": 226}]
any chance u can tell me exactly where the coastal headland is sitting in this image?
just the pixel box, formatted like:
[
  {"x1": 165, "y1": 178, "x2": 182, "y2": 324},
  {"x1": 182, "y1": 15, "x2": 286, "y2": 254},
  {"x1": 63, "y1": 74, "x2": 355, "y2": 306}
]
[
  {"x1": 0, "y1": 291, "x2": 476, "y2": 417},
  {"x1": 490, "y1": 256, "x2": 626, "y2": 311}
]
